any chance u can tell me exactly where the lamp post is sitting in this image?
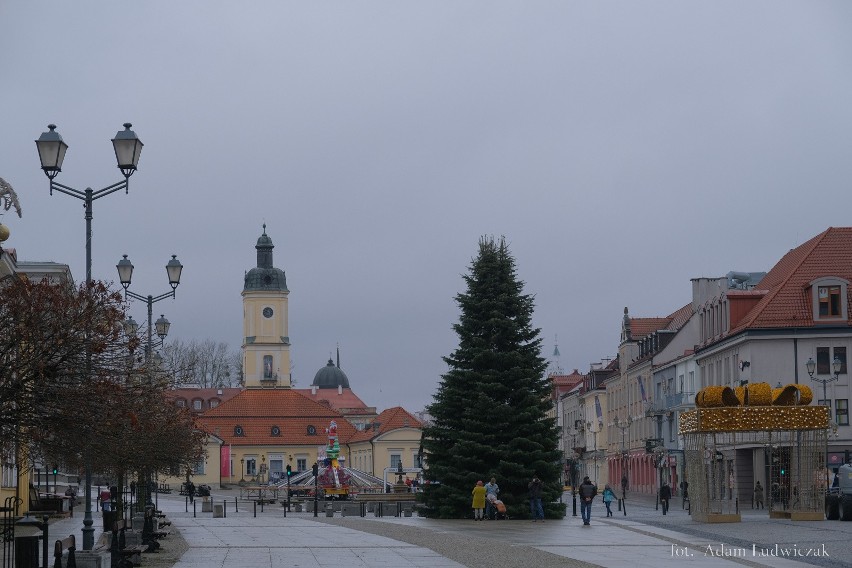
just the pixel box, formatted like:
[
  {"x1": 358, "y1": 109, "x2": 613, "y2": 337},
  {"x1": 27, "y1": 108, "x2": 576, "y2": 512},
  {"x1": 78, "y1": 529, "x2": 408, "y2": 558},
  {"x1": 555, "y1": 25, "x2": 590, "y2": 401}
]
[
  {"x1": 614, "y1": 415, "x2": 632, "y2": 499},
  {"x1": 586, "y1": 421, "x2": 601, "y2": 485},
  {"x1": 240, "y1": 459, "x2": 245, "y2": 482},
  {"x1": 117, "y1": 254, "x2": 182, "y2": 509},
  {"x1": 806, "y1": 356, "x2": 842, "y2": 490},
  {"x1": 36, "y1": 123, "x2": 143, "y2": 551}
]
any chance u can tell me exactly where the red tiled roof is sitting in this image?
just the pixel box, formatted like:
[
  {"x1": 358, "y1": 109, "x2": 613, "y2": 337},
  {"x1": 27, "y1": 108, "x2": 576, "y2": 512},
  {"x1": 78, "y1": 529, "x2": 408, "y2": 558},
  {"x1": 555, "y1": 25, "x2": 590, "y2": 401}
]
[
  {"x1": 348, "y1": 407, "x2": 423, "y2": 443},
  {"x1": 294, "y1": 388, "x2": 370, "y2": 412},
  {"x1": 197, "y1": 389, "x2": 356, "y2": 446},
  {"x1": 732, "y1": 227, "x2": 852, "y2": 331},
  {"x1": 629, "y1": 303, "x2": 692, "y2": 339}
]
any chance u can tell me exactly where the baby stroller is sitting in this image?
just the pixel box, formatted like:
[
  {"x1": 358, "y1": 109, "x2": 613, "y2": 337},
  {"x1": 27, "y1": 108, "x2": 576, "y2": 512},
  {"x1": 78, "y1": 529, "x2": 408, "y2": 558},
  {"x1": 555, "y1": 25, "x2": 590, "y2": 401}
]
[{"x1": 487, "y1": 493, "x2": 508, "y2": 520}]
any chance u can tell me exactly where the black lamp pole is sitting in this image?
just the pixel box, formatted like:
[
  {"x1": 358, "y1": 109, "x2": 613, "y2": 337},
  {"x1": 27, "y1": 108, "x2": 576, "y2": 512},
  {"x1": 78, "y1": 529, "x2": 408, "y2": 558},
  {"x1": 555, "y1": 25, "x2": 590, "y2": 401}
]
[
  {"x1": 117, "y1": 254, "x2": 182, "y2": 511},
  {"x1": 35, "y1": 123, "x2": 143, "y2": 551}
]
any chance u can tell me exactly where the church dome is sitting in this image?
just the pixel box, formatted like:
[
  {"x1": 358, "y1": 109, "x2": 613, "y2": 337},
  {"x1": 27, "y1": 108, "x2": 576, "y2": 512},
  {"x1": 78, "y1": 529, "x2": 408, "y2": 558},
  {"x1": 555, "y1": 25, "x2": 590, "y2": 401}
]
[{"x1": 312, "y1": 359, "x2": 350, "y2": 389}]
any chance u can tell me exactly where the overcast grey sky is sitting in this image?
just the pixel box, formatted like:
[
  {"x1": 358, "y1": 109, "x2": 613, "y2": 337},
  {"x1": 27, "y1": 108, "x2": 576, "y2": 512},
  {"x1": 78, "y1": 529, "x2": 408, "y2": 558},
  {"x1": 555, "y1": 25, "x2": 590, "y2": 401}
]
[{"x1": 3, "y1": 2, "x2": 852, "y2": 413}]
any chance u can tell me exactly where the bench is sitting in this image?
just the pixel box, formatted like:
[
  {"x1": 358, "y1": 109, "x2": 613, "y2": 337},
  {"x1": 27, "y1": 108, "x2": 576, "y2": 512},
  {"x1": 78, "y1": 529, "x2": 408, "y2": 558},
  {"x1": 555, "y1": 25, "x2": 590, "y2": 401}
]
[
  {"x1": 112, "y1": 519, "x2": 147, "y2": 566},
  {"x1": 53, "y1": 534, "x2": 76, "y2": 568},
  {"x1": 29, "y1": 485, "x2": 65, "y2": 516}
]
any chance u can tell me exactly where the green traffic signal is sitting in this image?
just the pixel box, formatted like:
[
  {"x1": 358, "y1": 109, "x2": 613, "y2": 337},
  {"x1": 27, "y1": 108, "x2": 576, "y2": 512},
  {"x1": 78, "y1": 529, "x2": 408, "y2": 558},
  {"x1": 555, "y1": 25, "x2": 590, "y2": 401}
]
[
  {"x1": 286, "y1": 465, "x2": 292, "y2": 477},
  {"x1": 52, "y1": 466, "x2": 58, "y2": 475}
]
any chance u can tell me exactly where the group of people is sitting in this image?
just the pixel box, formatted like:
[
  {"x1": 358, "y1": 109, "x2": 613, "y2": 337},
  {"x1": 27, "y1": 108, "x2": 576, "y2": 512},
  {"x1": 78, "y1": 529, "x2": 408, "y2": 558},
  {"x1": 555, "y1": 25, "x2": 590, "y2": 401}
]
[
  {"x1": 471, "y1": 473, "x2": 603, "y2": 524},
  {"x1": 471, "y1": 477, "x2": 503, "y2": 520}
]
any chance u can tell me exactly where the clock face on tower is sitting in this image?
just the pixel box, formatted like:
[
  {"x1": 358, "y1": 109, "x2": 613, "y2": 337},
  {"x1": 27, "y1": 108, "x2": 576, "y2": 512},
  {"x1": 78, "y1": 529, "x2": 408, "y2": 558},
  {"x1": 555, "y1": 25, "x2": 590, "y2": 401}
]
[{"x1": 263, "y1": 307, "x2": 274, "y2": 318}]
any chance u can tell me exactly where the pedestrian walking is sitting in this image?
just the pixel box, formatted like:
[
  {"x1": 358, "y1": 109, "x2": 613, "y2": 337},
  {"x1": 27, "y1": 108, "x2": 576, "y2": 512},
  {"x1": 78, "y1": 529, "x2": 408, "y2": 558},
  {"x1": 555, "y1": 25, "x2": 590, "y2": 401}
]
[
  {"x1": 602, "y1": 484, "x2": 616, "y2": 517},
  {"x1": 659, "y1": 482, "x2": 671, "y2": 515},
  {"x1": 754, "y1": 481, "x2": 764, "y2": 509},
  {"x1": 187, "y1": 480, "x2": 196, "y2": 503},
  {"x1": 621, "y1": 474, "x2": 628, "y2": 495},
  {"x1": 528, "y1": 474, "x2": 544, "y2": 522},
  {"x1": 484, "y1": 477, "x2": 500, "y2": 520},
  {"x1": 99, "y1": 488, "x2": 112, "y2": 512},
  {"x1": 129, "y1": 480, "x2": 136, "y2": 500},
  {"x1": 471, "y1": 480, "x2": 486, "y2": 520},
  {"x1": 578, "y1": 476, "x2": 597, "y2": 525}
]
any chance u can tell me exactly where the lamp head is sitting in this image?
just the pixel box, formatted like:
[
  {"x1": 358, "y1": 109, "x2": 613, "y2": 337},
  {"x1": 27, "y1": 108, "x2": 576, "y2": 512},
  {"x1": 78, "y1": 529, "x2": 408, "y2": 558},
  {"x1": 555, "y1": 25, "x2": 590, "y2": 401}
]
[
  {"x1": 155, "y1": 314, "x2": 170, "y2": 339},
  {"x1": 806, "y1": 357, "x2": 816, "y2": 378},
  {"x1": 35, "y1": 124, "x2": 68, "y2": 180},
  {"x1": 166, "y1": 255, "x2": 183, "y2": 290},
  {"x1": 123, "y1": 316, "x2": 139, "y2": 336},
  {"x1": 112, "y1": 123, "x2": 143, "y2": 179},
  {"x1": 116, "y1": 255, "x2": 134, "y2": 289},
  {"x1": 833, "y1": 356, "x2": 843, "y2": 377}
]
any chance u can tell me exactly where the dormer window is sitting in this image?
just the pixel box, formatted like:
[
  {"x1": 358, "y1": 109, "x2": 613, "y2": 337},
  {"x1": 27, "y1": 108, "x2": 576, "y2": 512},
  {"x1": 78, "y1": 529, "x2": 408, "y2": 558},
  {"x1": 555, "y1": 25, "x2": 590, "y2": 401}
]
[
  {"x1": 271, "y1": 425, "x2": 281, "y2": 436},
  {"x1": 811, "y1": 278, "x2": 849, "y2": 322},
  {"x1": 819, "y1": 286, "x2": 842, "y2": 317},
  {"x1": 306, "y1": 425, "x2": 316, "y2": 436},
  {"x1": 234, "y1": 425, "x2": 245, "y2": 436}
]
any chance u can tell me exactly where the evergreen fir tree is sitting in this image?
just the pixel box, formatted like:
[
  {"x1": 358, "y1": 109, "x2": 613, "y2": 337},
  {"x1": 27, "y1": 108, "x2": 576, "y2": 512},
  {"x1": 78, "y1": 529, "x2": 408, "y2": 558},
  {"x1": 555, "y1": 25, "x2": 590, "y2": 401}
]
[{"x1": 421, "y1": 236, "x2": 561, "y2": 518}]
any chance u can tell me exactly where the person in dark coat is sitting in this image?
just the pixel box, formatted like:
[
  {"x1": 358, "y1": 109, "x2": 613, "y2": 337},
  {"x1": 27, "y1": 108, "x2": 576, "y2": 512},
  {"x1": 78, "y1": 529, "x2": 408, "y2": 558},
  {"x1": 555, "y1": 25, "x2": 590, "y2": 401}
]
[
  {"x1": 659, "y1": 482, "x2": 671, "y2": 515},
  {"x1": 187, "y1": 481, "x2": 196, "y2": 503},
  {"x1": 528, "y1": 474, "x2": 544, "y2": 522},
  {"x1": 578, "y1": 476, "x2": 597, "y2": 525}
]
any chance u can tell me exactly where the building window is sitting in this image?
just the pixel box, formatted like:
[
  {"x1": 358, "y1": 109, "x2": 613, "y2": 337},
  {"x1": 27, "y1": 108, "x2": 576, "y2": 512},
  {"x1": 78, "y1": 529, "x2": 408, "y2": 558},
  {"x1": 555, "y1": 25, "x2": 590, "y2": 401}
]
[
  {"x1": 817, "y1": 346, "x2": 848, "y2": 375},
  {"x1": 209, "y1": 399, "x2": 220, "y2": 409},
  {"x1": 193, "y1": 399, "x2": 203, "y2": 411},
  {"x1": 837, "y1": 400, "x2": 849, "y2": 426},
  {"x1": 390, "y1": 454, "x2": 402, "y2": 469},
  {"x1": 819, "y1": 286, "x2": 842, "y2": 317},
  {"x1": 306, "y1": 425, "x2": 316, "y2": 435},
  {"x1": 297, "y1": 458, "x2": 306, "y2": 472},
  {"x1": 193, "y1": 459, "x2": 205, "y2": 475},
  {"x1": 176, "y1": 399, "x2": 186, "y2": 408},
  {"x1": 234, "y1": 425, "x2": 245, "y2": 436},
  {"x1": 271, "y1": 425, "x2": 281, "y2": 436},
  {"x1": 246, "y1": 458, "x2": 257, "y2": 475},
  {"x1": 263, "y1": 355, "x2": 273, "y2": 378}
]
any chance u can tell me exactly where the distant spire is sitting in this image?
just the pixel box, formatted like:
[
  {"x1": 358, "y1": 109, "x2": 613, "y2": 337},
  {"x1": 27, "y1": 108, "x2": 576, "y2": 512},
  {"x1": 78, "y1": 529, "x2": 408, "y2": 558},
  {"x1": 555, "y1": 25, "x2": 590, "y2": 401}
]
[
  {"x1": 553, "y1": 334, "x2": 561, "y2": 358},
  {"x1": 336, "y1": 343, "x2": 340, "y2": 368}
]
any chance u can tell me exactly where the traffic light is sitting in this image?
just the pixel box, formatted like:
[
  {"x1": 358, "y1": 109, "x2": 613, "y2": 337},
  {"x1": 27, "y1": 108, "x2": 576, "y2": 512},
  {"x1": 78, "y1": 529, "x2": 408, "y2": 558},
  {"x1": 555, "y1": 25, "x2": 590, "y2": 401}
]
[
  {"x1": 286, "y1": 465, "x2": 292, "y2": 477},
  {"x1": 52, "y1": 465, "x2": 58, "y2": 475},
  {"x1": 312, "y1": 463, "x2": 319, "y2": 477}
]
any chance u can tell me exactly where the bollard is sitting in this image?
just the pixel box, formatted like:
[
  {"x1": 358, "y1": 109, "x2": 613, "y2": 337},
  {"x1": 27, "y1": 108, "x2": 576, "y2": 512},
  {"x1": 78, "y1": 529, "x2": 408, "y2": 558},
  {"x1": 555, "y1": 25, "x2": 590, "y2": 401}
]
[
  {"x1": 235, "y1": 497, "x2": 238, "y2": 513},
  {"x1": 253, "y1": 501, "x2": 257, "y2": 518},
  {"x1": 193, "y1": 501, "x2": 196, "y2": 518},
  {"x1": 622, "y1": 499, "x2": 627, "y2": 516},
  {"x1": 261, "y1": 500, "x2": 264, "y2": 513},
  {"x1": 282, "y1": 501, "x2": 286, "y2": 518},
  {"x1": 224, "y1": 500, "x2": 227, "y2": 518},
  {"x1": 185, "y1": 495, "x2": 188, "y2": 512}
]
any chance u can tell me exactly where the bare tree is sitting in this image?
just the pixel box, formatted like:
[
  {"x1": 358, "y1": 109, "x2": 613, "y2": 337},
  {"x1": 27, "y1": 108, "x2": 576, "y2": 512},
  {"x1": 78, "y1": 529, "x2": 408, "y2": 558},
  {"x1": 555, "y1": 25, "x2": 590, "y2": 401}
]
[{"x1": 162, "y1": 339, "x2": 240, "y2": 387}]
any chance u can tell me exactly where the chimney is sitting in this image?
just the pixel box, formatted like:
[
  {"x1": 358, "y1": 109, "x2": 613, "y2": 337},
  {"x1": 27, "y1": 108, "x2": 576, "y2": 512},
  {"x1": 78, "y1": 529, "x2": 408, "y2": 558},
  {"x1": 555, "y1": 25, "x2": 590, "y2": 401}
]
[
  {"x1": 338, "y1": 385, "x2": 343, "y2": 395},
  {"x1": 311, "y1": 386, "x2": 317, "y2": 395}
]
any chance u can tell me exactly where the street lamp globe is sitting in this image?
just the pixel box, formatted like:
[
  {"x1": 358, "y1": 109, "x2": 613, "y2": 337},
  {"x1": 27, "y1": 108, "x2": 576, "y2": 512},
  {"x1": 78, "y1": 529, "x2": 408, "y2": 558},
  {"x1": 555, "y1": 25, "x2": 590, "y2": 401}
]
[
  {"x1": 155, "y1": 314, "x2": 170, "y2": 339},
  {"x1": 833, "y1": 356, "x2": 843, "y2": 376},
  {"x1": 117, "y1": 255, "x2": 134, "y2": 289},
  {"x1": 166, "y1": 255, "x2": 183, "y2": 290},
  {"x1": 35, "y1": 124, "x2": 68, "y2": 180},
  {"x1": 806, "y1": 357, "x2": 816, "y2": 377},
  {"x1": 111, "y1": 123, "x2": 144, "y2": 179},
  {"x1": 124, "y1": 316, "x2": 139, "y2": 336}
]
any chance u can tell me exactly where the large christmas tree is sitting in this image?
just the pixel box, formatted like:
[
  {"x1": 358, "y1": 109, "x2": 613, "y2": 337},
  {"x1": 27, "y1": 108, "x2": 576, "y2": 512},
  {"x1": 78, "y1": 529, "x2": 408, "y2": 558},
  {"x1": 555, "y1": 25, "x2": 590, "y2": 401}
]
[{"x1": 421, "y1": 236, "x2": 561, "y2": 519}]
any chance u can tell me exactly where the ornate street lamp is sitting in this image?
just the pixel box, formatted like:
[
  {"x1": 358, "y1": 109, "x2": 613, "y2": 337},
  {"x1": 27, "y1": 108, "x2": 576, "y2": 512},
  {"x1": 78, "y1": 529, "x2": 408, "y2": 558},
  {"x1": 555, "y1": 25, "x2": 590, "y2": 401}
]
[
  {"x1": 807, "y1": 356, "x2": 842, "y2": 490},
  {"x1": 118, "y1": 254, "x2": 182, "y2": 509},
  {"x1": 35, "y1": 123, "x2": 142, "y2": 551}
]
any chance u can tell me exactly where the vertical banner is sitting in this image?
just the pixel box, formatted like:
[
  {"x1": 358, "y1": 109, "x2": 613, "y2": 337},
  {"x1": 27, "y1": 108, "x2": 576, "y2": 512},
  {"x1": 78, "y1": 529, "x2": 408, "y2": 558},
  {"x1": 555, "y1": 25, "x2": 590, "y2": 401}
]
[
  {"x1": 221, "y1": 444, "x2": 231, "y2": 478},
  {"x1": 594, "y1": 395, "x2": 603, "y2": 423},
  {"x1": 638, "y1": 375, "x2": 647, "y2": 402}
]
